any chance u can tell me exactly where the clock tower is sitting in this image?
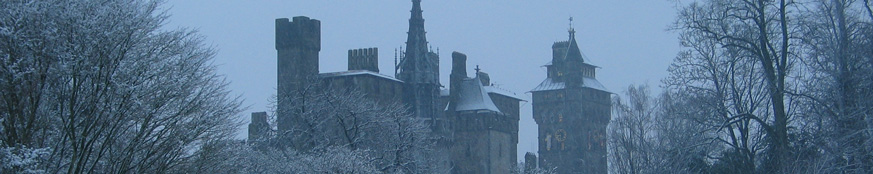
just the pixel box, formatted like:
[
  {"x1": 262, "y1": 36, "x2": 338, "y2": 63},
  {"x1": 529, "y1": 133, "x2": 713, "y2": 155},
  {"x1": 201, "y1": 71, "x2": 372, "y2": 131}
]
[{"x1": 531, "y1": 24, "x2": 611, "y2": 174}]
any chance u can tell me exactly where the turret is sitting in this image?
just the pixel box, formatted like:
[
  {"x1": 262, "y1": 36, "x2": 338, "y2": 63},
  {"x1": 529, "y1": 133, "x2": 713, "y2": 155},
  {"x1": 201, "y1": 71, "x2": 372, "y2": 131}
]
[
  {"x1": 548, "y1": 25, "x2": 592, "y2": 88},
  {"x1": 276, "y1": 16, "x2": 321, "y2": 135},
  {"x1": 276, "y1": 16, "x2": 321, "y2": 52}
]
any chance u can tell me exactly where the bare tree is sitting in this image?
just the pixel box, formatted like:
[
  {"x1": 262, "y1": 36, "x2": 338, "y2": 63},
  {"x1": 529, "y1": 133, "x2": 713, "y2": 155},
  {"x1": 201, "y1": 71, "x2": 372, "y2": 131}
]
[
  {"x1": 264, "y1": 82, "x2": 445, "y2": 173},
  {"x1": 0, "y1": 0, "x2": 242, "y2": 173},
  {"x1": 371, "y1": 102, "x2": 442, "y2": 173},
  {"x1": 180, "y1": 141, "x2": 382, "y2": 174},
  {"x1": 608, "y1": 84, "x2": 714, "y2": 174},
  {"x1": 668, "y1": 13, "x2": 772, "y2": 173},
  {"x1": 609, "y1": 84, "x2": 660, "y2": 174},
  {"x1": 794, "y1": 0, "x2": 873, "y2": 172},
  {"x1": 673, "y1": 0, "x2": 801, "y2": 172},
  {"x1": 653, "y1": 91, "x2": 713, "y2": 174}
]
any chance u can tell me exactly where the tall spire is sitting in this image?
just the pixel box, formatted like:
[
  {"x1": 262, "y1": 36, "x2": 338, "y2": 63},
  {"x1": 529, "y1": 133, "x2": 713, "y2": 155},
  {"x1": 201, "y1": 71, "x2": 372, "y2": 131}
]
[
  {"x1": 410, "y1": 0, "x2": 424, "y2": 26},
  {"x1": 405, "y1": 0, "x2": 428, "y2": 68},
  {"x1": 397, "y1": 0, "x2": 440, "y2": 121},
  {"x1": 398, "y1": 0, "x2": 435, "y2": 84}
]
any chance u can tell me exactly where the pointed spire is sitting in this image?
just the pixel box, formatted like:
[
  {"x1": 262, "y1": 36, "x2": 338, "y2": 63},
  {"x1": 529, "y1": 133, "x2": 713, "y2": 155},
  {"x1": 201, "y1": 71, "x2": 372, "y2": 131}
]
[
  {"x1": 399, "y1": 0, "x2": 433, "y2": 83},
  {"x1": 411, "y1": 0, "x2": 423, "y2": 21},
  {"x1": 566, "y1": 17, "x2": 583, "y2": 62},
  {"x1": 407, "y1": 0, "x2": 427, "y2": 53},
  {"x1": 406, "y1": 0, "x2": 427, "y2": 59},
  {"x1": 399, "y1": 0, "x2": 440, "y2": 121}
]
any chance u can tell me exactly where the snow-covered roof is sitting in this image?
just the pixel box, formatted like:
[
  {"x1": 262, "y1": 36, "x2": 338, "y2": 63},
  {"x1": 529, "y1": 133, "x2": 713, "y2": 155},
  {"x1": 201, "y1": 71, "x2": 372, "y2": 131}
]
[
  {"x1": 530, "y1": 77, "x2": 609, "y2": 93},
  {"x1": 319, "y1": 70, "x2": 403, "y2": 83},
  {"x1": 455, "y1": 77, "x2": 501, "y2": 113},
  {"x1": 530, "y1": 78, "x2": 565, "y2": 92},
  {"x1": 543, "y1": 60, "x2": 599, "y2": 68},
  {"x1": 583, "y1": 77, "x2": 609, "y2": 92},
  {"x1": 484, "y1": 86, "x2": 526, "y2": 101}
]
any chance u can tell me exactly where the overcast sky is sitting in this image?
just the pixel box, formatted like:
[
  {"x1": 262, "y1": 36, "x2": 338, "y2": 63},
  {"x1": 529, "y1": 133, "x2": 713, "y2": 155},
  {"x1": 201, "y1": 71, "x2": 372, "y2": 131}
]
[{"x1": 165, "y1": 0, "x2": 681, "y2": 163}]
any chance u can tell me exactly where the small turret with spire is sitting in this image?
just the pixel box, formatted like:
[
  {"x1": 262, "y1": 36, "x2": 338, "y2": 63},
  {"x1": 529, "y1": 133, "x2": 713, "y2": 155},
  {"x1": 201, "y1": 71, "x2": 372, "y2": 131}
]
[
  {"x1": 544, "y1": 16, "x2": 598, "y2": 87},
  {"x1": 565, "y1": 16, "x2": 584, "y2": 63}
]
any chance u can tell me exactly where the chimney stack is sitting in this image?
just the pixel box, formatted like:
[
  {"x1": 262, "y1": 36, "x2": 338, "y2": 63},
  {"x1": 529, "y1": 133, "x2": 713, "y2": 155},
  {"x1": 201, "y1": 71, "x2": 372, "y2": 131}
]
[
  {"x1": 348, "y1": 47, "x2": 379, "y2": 72},
  {"x1": 449, "y1": 51, "x2": 467, "y2": 111}
]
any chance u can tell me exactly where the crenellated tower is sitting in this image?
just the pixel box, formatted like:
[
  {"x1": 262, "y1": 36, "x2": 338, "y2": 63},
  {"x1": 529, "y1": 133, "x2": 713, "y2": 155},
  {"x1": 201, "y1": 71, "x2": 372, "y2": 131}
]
[{"x1": 275, "y1": 16, "x2": 320, "y2": 148}]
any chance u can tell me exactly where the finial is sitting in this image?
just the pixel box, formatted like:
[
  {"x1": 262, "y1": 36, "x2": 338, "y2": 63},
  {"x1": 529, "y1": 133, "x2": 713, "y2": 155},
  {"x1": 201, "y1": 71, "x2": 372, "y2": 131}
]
[
  {"x1": 475, "y1": 65, "x2": 481, "y2": 75},
  {"x1": 569, "y1": 17, "x2": 573, "y2": 28},
  {"x1": 568, "y1": 16, "x2": 576, "y2": 34}
]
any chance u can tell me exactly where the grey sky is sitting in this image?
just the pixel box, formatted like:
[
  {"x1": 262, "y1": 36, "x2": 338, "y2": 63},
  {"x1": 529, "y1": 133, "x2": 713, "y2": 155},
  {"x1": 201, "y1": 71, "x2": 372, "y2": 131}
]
[{"x1": 166, "y1": 0, "x2": 680, "y2": 163}]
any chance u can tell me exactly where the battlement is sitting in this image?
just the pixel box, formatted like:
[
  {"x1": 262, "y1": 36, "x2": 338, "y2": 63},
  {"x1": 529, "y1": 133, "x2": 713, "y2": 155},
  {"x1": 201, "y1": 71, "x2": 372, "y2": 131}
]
[
  {"x1": 551, "y1": 41, "x2": 569, "y2": 48},
  {"x1": 276, "y1": 16, "x2": 321, "y2": 50},
  {"x1": 251, "y1": 112, "x2": 267, "y2": 124},
  {"x1": 349, "y1": 47, "x2": 378, "y2": 57},
  {"x1": 348, "y1": 47, "x2": 379, "y2": 72},
  {"x1": 552, "y1": 41, "x2": 569, "y2": 61}
]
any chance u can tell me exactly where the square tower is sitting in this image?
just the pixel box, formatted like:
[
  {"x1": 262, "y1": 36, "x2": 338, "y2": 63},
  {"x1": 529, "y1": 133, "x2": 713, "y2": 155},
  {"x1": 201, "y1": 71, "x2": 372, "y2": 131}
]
[
  {"x1": 275, "y1": 16, "x2": 320, "y2": 148},
  {"x1": 531, "y1": 29, "x2": 611, "y2": 174}
]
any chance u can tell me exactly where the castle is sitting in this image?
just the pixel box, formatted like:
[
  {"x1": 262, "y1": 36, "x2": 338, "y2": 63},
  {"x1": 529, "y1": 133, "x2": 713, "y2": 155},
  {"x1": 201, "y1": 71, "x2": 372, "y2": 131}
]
[{"x1": 248, "y1": 1, "x2": 610, "y2": 173}]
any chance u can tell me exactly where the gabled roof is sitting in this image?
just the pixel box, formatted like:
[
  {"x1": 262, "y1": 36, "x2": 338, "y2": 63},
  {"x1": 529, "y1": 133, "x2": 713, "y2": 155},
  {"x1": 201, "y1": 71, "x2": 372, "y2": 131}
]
[
  {"x1": 455, "y1": 77, "x2": 501, "y2": 113},
  {"x1": 530, "y1": 77, "x2": 609, "y2": 93}
]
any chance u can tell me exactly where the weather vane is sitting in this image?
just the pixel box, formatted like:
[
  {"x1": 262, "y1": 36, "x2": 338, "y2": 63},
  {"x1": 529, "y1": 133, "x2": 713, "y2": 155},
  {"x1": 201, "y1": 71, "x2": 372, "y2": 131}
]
[
  {"x1": 569, "y1": 16, "x2": 575, "y2": 33},
  {"x1": 569, "y1": 16, "x2": 573, "y2": 28}
]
